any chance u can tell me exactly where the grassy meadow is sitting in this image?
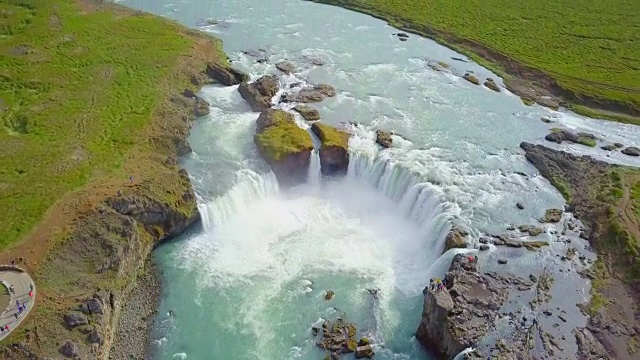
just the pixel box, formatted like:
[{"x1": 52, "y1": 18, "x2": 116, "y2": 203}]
[
  {"x1": 0, "y1": 0, "x2": 201, "y2": 249},
  {"x1": 312, "y1": 0, "x2": 640, "y2": 121}
]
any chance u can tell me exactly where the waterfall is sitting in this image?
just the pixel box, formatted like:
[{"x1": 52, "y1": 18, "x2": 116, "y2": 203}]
[
  {"x1": 198, "y1": 169, "x2": 279, "y2": 232},
  {"x1": 346, "y1": 150, "x2": 455, "y2": 246},
  {"x1": 307, "y1": 150, "x2": 321, "y2": 186}
]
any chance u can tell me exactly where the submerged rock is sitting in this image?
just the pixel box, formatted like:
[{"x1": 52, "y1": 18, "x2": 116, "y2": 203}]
[
  {"x1": 297, "y1": 84, "x2": 336, "y2": 103},
  {"x1": 544, "y1": 129, "x2": 597, "y2": 147},
  {"x1": 462, "y1": 73, "x2": 480, "y2": 85},
  {"x1": 294, "y1": 104, "x2": 320, "y2": 121},
  {"x1": 444, "y1": 228, "x2": 468, "y2": 252},
  {"x1": 622, "y1": 146, "x2": 640, "y2": 156},
  {"x1": 325, "y1": 290, "x2": 335, "y2": 300},
  {"x1": 276, "y1": 60, "x2": 295, "y2": 74},
  {"x1": 543, "y1": 208, "x2": 563, "y2": 223},
  {"x1": 311, "y1": 122, "x2": 350, "y2": 176},
  {"x1": 317, "y1": 318, "x2": 363, "y2": 357},
  {"x1": 254, "y1": 109, "x2": 313, "y2": 186},
  {"x1": 375, "y1": 129, "x2": 393, "y2": 148},
  {"x1": 238, "y1": 75, "x2": 279, "y2": 111},
  {"x1": 483, "y1": 78, "x2": 500, "y2": 92},
  {"x1": 416, "y1": 254, "x2": 508, "y2": 358}
]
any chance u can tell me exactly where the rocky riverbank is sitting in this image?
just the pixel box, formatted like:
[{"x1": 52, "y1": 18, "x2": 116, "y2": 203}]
[
  {"x1": 109, "y1": 261, "x2": 161, "y2": 360},
  {"x1": 520, "y1": 142, "x2": 640, "y2": 360},
  {"x1": 0, "y1": 1, "x2": 243, "y2": 358}
]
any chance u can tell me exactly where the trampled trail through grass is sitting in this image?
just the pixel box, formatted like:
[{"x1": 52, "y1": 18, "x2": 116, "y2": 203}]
[{"x1": 0, "y1": 0, "x2": 197, "y2": 249}]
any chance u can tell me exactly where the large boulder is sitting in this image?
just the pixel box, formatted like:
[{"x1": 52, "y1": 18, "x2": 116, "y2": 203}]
[
  {"x1": 205, "y1": 63, "x2": 248, "y2": 86},
  {"x1": 297, "y1": 84, "x2": 336, "y2": 103},
  {"x1": 462, "y1": 73, "x2": 480, "y2": 85},
  {"x1": 311, "y1": 122, "x2": 350, "y2": 176},
  {"x1": 254, "y1": 109, "x2": 313, "y2": 186},
  {"x1": 444, "y1": 228, "x2": 468, "y2": 252},
  {"x1": 416, "y1": 254, "x2": 509, "y2": 359},
  {"x1": 238, "y1": 75, "x2": 279, "y2": 111}
]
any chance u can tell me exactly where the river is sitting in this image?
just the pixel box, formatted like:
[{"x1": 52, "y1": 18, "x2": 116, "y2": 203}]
[{"x1": 118, "y1": 1, "x2": 640, "y2": 359}]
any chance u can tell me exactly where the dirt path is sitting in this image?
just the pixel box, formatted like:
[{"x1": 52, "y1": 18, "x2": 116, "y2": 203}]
[{"x1": 0, "y1": 268, "x2": 35, "y2": 341}]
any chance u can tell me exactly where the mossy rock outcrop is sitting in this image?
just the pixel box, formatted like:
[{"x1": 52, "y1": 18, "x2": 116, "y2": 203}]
[
  {"x1": 311, "y1": 122, "x2": 350, "y2": 176},
  {"x1": 254, "y1": 109, "x2": 313, "y2": 186}
]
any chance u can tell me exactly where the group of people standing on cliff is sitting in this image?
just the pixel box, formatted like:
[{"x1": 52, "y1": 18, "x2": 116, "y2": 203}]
[{"x1": 429, "y1": 277, "x2": 447, "y2": 291}]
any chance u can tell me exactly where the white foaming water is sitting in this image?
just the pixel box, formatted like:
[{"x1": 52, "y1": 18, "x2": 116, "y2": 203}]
[
  {"x1": 307, "y1": 150, "x2": 321, "y2": 186},
  {"x1": 120, "y1": 0, "x2": 640, "y2": 359}
]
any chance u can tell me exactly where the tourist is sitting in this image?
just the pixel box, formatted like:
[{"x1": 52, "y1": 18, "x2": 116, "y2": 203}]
[
  {"x1": 14, "y1": 313, "x2": 18, "y2": 320},
  {"x1": 130, "y1": 175, "x2": 134, "y2": 183},
  {"x1": 429, "y1": 278, "x2": 434, "y2": 290},
  {"x1": 442, "y1": 278, "x2": 448, "y2": 289},
  {"x1": 5, "y1": 325, "x2": 9, "y2": 331},
  {"x1": 435, "y1": 278, "x2": 441, "y2": 291},
  {"x1": 29, "y1": 283, "x2": 33, "y2": 291},
  {"x1": 15, "y1": 300, "x2": 19, "y2": 307},
  {"x1": 29, "y1": 290, "x2": 33, "y2": 298}
]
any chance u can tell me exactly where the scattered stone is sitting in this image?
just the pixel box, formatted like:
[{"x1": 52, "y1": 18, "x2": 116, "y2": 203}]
[
  {"x1": 518, "y1": 225, "x2": 543, "y2": 236},
  {"x1": 238, "y1": 75, "x2": 279, "y2": 111},
  {"x1": 463, "y1": 73, "x2": 480, "y2": 85},
  {"x1": 498, "y1": 259, "x2": 508, "y2": 264},
  {"x1": 293, "y1": 104, "x2": 320, "y2": 121},
  {"x1": 478, "y1": 244, "x2": 490, "y2": 251},
  {"x1": 375, "y1": 129, "x2": 393, "y2": 148},
  {"x1": 622, "y1": 146, "x2": 640, "y2": 157},
  {"x1": 558, "y1": 315, "x2": 567, "y2": 322},
  {"x1": 396, "y1": 32, "x2": 409, "y2": 39},
  {"x1": 529, "y1": 274, "x2": 537, "y2": 282},
  {"x1": 88, "y1": 329, "x2": 102, "y2": 344},
  {"x1": 541, "y1": 117, "x2": 553, "y2": 123},
  {"x1": 325, "y1": 290, "x2": 335, "y2": 300},
  {"x1": 543, "y1": 208, "x2": 563, "y2": 223},
  {"x1": 516, "y1": 202, "x2": 524, "y2": 210},
  {"x1": 64, "y1": 312, "x2": 88, "y2": 327},
  {"x1": 600, "y1": 144, "x2": 616, "y2": 151},
  {"x1": 86, "y1": 297, "x2": 104, "y2": 315},
  {"x1": 60, "y1": 341, "x2": 78, "y2": 358},
  {"x1": 484, "y1": 78, "x2": 500, "y2": 92},
  {"x1": 275, "y1": 61, "x2": 295, "y2": 74}
]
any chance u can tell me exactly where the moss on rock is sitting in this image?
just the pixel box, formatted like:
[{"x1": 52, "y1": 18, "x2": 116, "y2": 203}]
[
  {"x1": 311, "y1": 122, "x2": 350, "y2": 176},
  {"x1": 254, "y1": 109, "x2": 313, "y2": 162}
]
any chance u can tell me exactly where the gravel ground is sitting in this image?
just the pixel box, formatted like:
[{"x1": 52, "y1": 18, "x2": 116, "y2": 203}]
[{"x1": 109, "y1": 261, "x2": 161, "y2": 360}]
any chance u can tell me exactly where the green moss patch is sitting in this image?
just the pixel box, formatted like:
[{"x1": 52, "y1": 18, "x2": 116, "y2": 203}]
[
  {"x1": 311, "y1": 122, "x2": 350, "y2": 149},
  {"x1": 254, "y1": 110, "x2": 313, "y2": 162}
]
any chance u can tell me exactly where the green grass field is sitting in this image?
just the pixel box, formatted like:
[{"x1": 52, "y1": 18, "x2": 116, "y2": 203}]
[
  {"x1": 312, "y1": 0, "x2": 640, "y2": 120},
  {"x1": 0, "y1": 0, "x2": 199, "y2": 249}
]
